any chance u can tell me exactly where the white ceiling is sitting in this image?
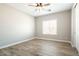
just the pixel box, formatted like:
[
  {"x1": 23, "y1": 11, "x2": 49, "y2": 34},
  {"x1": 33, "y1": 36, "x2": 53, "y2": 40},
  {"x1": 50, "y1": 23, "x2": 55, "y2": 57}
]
[{"x1": 7, "y1": 3, "x2": 73, "y2": 17}]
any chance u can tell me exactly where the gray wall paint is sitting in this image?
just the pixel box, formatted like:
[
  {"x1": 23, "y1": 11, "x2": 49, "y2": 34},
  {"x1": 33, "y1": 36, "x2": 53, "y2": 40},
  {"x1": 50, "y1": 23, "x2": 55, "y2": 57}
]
[
  {"x1": 0, "y1": 4, "x2": 35, "y2": 46},
  {"x1": 35, "y1": 10, "x2": 71, "y2": 42}
]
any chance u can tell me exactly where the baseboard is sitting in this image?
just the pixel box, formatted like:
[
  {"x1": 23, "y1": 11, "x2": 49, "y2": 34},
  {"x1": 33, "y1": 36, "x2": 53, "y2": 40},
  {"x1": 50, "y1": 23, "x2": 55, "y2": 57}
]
[
  {"x1": 71, "y1": 42, "x2": 76, "y2": 48},
  {"x1": 34, "y1": 37, "x2": 71, "y2": 43},
  {"x1": 0, "y1": 37, "x2": 34, "y2": 49}
]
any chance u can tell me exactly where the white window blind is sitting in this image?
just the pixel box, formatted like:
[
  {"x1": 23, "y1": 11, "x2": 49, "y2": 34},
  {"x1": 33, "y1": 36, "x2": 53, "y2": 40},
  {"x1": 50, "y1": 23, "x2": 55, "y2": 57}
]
[{"x1": 42, "y1": 20, "x2": 57, "y2": 35}]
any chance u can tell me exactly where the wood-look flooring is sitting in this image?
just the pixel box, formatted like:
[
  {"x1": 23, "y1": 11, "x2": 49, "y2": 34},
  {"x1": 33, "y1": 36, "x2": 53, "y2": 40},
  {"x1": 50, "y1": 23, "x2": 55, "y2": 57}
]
[{"x1": 0, "y1": 39, "x2": 78, "y2": 56}]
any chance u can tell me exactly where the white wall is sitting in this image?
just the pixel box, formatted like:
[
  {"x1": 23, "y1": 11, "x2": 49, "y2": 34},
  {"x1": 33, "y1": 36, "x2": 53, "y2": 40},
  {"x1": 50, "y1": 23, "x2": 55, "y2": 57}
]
[
  {"x1": 0, "y1": 4, "x2": 35, "y2": 47},
  {"x1": 75, "y1": 3, "x2": 79, "y2": 52},
  {"x1": 71, "y1": 3, "x2": 79, "y2": 53},
  {"x1": 71, "y1": 4, "x2": 76, "y2": 47},
  {"x1": 35, "y1": 10, "x2": 71, "y2": 42}
]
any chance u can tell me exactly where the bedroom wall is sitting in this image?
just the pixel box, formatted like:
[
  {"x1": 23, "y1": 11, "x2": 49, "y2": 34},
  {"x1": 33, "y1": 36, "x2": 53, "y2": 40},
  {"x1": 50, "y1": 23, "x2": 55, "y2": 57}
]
[
  {"x1": 35, "y1": 10, "x2": 71, "y2": 42},
  {"x1": 75, "y1": 3, "x2": 79, "y2": 52},
  {"x1": 71, "y1": 3, "x2": 79, "y2": 52},
  {"x1": 0, "y1": 4, "x2": 35, "y2": 47}
]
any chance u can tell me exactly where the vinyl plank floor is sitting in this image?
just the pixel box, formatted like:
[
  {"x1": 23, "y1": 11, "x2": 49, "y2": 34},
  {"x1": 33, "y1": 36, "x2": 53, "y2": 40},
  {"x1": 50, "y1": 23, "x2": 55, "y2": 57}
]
[{"x1": 0, "y1": 39, "x2": 78, "y2": 56}]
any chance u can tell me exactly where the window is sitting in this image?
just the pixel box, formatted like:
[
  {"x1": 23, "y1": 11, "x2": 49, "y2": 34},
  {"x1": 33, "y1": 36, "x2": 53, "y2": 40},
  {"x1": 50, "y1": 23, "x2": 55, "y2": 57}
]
[{"x1": 42, "y1": 19, "x2": 57, "y2": 35}]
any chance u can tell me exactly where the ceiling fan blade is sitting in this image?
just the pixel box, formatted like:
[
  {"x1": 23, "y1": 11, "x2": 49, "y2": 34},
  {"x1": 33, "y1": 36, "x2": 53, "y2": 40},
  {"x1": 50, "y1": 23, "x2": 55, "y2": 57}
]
[{"x1": 44, "y1": 3, "x2": 50, "y2": 6}]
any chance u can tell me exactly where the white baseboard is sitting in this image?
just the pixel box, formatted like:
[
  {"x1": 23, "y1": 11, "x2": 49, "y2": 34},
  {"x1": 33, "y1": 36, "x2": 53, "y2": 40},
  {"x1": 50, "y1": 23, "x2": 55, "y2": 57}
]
[
  {"x1": 71, "y1": 42, "x2": 76, "y2": 48},
  {"x1": 34, "y1": 37, "x2": 71, "y2": 43},
  {"x1": 0, "y1": 37, "x2": 34, "y2": 49}
]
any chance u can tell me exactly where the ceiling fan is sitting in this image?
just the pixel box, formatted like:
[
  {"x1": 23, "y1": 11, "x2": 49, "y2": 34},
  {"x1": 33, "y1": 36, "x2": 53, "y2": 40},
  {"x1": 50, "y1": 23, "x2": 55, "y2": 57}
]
[
  {"x1": 28, "y1": 3, "x2": 50, "y2": 7},
  {"x1": 27, "y1": 3, "x2": 51, "y2": 12}
]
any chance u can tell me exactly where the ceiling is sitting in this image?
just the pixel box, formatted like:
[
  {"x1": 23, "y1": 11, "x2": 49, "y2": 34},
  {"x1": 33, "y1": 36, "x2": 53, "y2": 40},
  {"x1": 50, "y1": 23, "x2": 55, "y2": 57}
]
[{"x1": 7, "y1": 3, "x2": 73, "y2": 17}]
